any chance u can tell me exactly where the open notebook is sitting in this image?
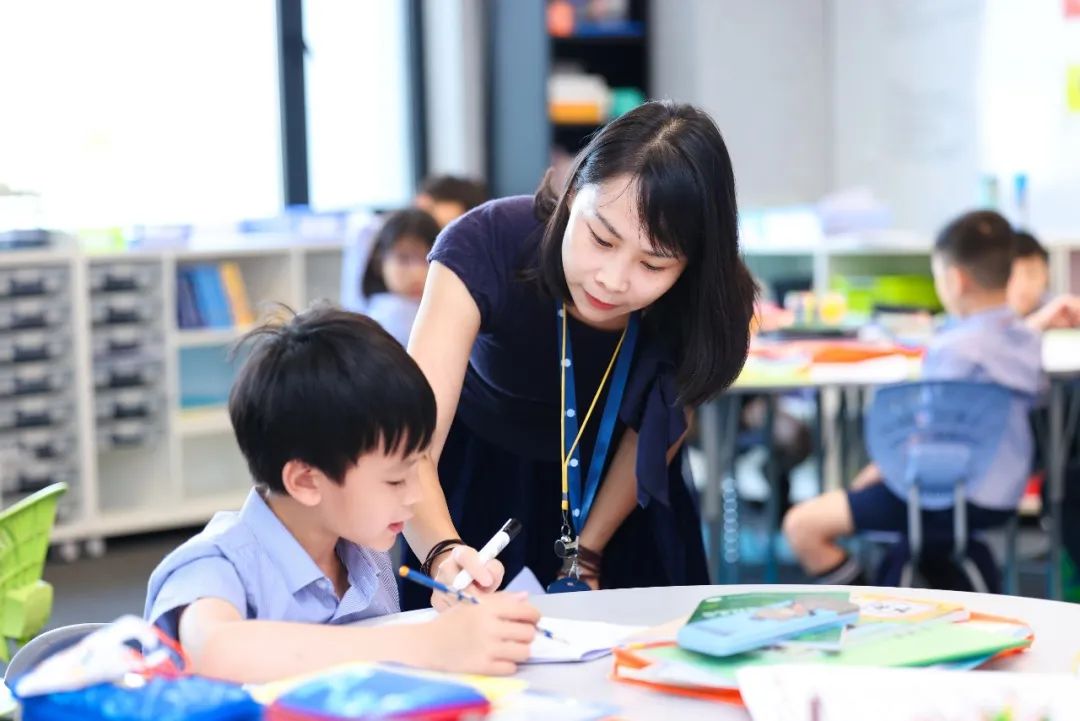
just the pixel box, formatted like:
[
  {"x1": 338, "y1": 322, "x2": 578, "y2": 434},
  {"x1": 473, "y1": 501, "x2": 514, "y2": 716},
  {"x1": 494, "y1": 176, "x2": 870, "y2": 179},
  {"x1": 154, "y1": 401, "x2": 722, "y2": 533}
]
[{"x1": 379, "y1": 610, "x2": 642, "y2": 664}]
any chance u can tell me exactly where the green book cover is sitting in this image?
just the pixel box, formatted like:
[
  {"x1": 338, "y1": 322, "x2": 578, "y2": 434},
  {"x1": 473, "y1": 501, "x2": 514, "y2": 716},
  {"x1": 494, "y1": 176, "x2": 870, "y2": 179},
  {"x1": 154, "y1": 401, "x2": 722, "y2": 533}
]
[
  {"x1": 688, "y1": 592, "x2": 850, "y2": 648},
  {"x1": 641, "y1": 619, "x2": 1028, "y2": 691}
]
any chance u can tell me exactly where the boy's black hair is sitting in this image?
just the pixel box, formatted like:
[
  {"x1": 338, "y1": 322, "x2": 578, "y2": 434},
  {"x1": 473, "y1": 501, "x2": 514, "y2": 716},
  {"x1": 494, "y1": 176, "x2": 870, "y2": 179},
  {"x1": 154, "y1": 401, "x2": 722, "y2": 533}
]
[
  {"x1": 417, "y1": 175, "x2": 489, "y2": 212},
  {"x1": 228, "y1": 306, "x2": 436, "y2": 494},
  {"x1": 361, "y1": 208, "x2": 440, "y2": 297},
  {"x1": 1014, "y1": 230, "x2": 1049, "y2": 263},
  {"x1": 533, "y1": 100, "x2": 757, "y2": 407},
  {"x1": 933, "y1": 210, "x2": 1016, "y2": 291}
]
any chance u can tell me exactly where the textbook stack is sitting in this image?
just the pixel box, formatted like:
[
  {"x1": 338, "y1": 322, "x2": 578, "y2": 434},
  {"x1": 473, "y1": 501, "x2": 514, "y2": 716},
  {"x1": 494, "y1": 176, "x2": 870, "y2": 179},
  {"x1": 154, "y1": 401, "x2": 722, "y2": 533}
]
[{"x1": 613, "y1": 591, "x2": 1034, "y2": 706}]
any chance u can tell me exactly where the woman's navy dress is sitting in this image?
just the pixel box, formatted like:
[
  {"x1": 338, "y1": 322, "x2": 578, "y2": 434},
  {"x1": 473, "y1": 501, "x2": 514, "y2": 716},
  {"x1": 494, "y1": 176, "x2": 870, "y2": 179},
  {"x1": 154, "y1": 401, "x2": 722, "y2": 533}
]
[{"x1": 401, "y1": 195, "x2": 708, "y2": 609}]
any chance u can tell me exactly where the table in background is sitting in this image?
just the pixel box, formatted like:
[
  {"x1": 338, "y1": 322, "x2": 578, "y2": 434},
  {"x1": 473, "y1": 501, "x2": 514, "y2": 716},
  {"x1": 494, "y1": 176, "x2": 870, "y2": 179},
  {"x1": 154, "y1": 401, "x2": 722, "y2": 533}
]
[
  {"x1": 700, "y1": 367, "x2": 906, "y2": 583},
  {"x1": 702, "y1": 331, "x2": 1080, "y2": 598}
]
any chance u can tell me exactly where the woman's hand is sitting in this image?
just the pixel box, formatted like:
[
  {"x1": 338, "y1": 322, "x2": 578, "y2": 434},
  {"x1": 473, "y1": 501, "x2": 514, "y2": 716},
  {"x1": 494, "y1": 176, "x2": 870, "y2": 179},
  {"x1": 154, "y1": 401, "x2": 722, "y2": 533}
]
[{"x1": 431, "y1": 545, "x2": 505, "y2": 610}]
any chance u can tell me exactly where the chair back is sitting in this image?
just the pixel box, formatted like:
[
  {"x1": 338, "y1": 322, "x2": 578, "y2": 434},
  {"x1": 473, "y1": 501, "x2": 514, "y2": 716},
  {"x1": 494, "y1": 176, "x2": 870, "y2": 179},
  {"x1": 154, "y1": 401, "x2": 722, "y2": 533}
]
[{"x1": 0, "y1": 483, "x2": 67, "y2": 662}]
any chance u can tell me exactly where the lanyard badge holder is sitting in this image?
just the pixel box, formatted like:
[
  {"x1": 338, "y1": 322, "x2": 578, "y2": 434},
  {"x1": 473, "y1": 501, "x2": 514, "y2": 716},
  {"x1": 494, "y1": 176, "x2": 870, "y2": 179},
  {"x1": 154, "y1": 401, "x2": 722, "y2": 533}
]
[{"x1": 547, "y1": 303, "x2": 639, "y2": 594}]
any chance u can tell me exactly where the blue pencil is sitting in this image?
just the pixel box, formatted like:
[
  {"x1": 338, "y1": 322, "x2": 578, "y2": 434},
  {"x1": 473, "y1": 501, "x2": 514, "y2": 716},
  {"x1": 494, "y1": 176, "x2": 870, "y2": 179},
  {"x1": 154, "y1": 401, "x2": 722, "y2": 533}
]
[{"x1": 398, "y1": 566, "x2": 567, "y2": 644}]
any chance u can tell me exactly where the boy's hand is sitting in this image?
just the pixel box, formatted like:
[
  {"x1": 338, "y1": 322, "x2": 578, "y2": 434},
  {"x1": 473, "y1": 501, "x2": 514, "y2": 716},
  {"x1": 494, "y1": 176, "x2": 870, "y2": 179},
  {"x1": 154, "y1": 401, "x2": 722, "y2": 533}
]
[
  {"x1": 431, "y1": 545, "x2": 504, "y2": 610},
  {"x1": 426, "y1": 592, "x2": 539, "y2": 675},
  {"x1": 1027, "y1": 295, "x2": 1080, "y2": 332}
]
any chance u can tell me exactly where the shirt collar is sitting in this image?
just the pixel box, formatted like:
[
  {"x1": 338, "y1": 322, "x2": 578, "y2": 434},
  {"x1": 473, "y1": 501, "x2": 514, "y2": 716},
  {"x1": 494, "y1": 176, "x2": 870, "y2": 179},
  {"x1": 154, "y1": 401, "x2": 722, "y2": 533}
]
[
  {"x1": 944, "y1": 304, "x2": 1017, "y2": 331},
  {"x1": 238, "y1": 489, "x2": 382, "y2": 596}
]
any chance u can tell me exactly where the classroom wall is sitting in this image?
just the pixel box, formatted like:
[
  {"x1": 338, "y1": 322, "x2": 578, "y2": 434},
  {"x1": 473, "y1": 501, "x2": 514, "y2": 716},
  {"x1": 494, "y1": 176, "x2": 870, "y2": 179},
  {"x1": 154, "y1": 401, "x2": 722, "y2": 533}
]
[
  {"x1": 830, "y1": 0, "x2": 984, "y2": 235},
  {"x1": 652, "y1": 0, "x2": 1080, "y2": 236},
  {"x1": 650, "y1": 0, "x2": 832, "y2": 208},
  {"x1": 976, "y1": 0, "x2": 1080, "y2": 237},
  {"x1": 422, "y1": 0, "x2": 486, "y2": 179}
]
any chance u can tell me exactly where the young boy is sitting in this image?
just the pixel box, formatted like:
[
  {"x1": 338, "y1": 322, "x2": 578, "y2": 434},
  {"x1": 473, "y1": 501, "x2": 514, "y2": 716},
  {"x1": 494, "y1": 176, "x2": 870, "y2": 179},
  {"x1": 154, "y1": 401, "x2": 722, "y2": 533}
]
[
  {"x1": 783, "y1": 211, "x2": 1043, "y2": 584},
  {"x1": 144, "y1": 307, "x2": 539, "y2": 683},
  {"x1": 1008, "y1": 230, "x2": 1080, "y2": 330},
  {"x1": 1008, "y1": 231, "x2": 1051, "y2": 318}
]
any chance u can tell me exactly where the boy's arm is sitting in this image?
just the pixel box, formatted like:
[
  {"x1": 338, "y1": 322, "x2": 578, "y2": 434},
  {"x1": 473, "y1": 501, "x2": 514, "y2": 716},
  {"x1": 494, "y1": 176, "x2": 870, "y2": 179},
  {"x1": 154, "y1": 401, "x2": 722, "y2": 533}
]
[
  {"x1": 1025, "y1": 295, "x2": 1080, "y2": 332},
  {"x1": 180, "y1": 598, "x2": 435, "y2": 684},
  {"x1": 179, "y1": 593, "x2": 539, "y2": 684}
]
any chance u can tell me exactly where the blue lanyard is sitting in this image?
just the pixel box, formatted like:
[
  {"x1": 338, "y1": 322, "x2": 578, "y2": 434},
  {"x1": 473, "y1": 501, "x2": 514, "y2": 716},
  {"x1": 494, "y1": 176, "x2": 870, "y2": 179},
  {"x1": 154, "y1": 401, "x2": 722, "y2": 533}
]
[{"x1": 558, "y1": 304, "x2": 640, "y2": 535}]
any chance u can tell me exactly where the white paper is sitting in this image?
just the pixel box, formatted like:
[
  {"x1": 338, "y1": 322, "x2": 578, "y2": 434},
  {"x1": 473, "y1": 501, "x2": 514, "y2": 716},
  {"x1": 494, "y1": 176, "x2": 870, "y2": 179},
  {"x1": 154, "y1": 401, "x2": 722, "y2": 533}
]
[
  {"x1": 527, "y1": 618, "x2": 644, "y2": 664},
  {"x1": 377, "y1": 610, "x2": 641, "y2": 664},
  {"x1": 505, "y1": 567, "x2": 546, "y2": 595},
  {"x1": 738, "y1": 665, "x2": 1080, "y2": 721}
]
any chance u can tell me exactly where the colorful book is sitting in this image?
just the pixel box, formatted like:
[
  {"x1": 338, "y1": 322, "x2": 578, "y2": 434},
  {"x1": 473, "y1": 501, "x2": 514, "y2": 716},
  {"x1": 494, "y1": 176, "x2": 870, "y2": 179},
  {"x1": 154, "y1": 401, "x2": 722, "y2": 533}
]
[
  {"x1": 613, "y1": 612, "x2": 1033, "y2": 700},
  {"x1": 686, "y1": 592, "x2": 850, "y2": 650},
  {"x1": 175, "y1": 269, "x2": 203, "y2": 329},
  {"x1": 678, "y1": 594, "x2": 859, "y2": 657},
  {"x1": 219, "y1": 262, "x2": 254, "y2": 326},
  {"x1": 188, "y1": 264, "x2": 233, "y2": 328},
  {"x1": 852, "y1": 592, "x2": 969, "y2": 625}
]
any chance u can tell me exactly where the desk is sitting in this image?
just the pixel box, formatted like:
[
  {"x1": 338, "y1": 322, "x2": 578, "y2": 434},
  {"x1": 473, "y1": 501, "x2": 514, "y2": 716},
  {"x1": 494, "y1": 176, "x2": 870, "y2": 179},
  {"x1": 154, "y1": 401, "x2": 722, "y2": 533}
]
[
  {"x1": 1040, "y1": 330, "x2": 1080, "y2": 599},
  {"x1": 701, "y1": 353, "x2": 914, "y2": 583},
  {"x1": 704, "y1": 331, "x2": 1080, "y2": 597},
  {"x1": 517, "y1": 584, "x2": 1080, "y2": 721}
]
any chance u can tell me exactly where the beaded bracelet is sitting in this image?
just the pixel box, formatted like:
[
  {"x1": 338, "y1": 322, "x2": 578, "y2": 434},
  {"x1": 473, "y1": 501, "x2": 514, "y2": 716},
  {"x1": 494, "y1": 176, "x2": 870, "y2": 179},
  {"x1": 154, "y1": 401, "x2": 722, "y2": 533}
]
[
  {"x1": 576, "y1": 544, "x2": 603, "y2": 576},
  {"x1": 421, "y1": 538, "x2": 464, "y2": 577}
]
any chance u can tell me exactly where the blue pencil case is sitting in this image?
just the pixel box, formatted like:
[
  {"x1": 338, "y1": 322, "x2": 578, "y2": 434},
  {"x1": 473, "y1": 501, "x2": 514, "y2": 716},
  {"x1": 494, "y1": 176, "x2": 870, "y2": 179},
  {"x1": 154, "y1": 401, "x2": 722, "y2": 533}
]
[
  {"x1": 18, "y1": 676, "x2": 261, "y2": 721},
  {"x1": 677, "y1": 597, "x2": 860, "y2": 657},
  {"x1": 266, "y1": 665, "x2": 491, "y2": 720}
]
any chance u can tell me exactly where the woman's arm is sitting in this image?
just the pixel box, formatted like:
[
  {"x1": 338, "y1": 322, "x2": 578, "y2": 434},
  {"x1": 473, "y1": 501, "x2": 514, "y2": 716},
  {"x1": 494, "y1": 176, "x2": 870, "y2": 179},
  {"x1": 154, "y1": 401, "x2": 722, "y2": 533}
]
[
  {"x1": 576, "y1": 421, "x2": 690, "y2": 587},
  {"x1": 403, "y1": 262, "x2": 502, "y2": 593}
]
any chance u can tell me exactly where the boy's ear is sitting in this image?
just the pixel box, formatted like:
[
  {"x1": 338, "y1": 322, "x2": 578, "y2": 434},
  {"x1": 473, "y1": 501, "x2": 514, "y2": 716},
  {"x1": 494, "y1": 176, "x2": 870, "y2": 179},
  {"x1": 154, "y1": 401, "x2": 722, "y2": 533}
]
[
  {"x1": 950, "y1": 264, "x2": 971, "y2": 294},
  {"x1": 281, "y1": 460, "x2": 324, "y2": 507}
]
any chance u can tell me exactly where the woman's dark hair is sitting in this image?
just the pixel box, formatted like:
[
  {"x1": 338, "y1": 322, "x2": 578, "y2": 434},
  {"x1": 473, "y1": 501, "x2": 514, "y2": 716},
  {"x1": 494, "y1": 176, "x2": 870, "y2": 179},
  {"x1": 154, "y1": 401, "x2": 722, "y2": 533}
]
[
  {"x1": 229, "y1": 305, "x2": 436, "y2": 494},
  {"x1": 361, "y1": 208, "x2": 440, "y2": 297},
  {"x1": 533, "y1": 100, "x2": 757, "y2": 406}
]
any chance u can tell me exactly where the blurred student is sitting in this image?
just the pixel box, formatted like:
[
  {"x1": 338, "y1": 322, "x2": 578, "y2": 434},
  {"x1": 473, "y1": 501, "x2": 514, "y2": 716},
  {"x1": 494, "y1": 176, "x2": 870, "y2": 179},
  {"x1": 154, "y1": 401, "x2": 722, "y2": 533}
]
[
  {"x1": 783, "y1": 211, "x2": 1042, "y2": 585},
  {"x1": 1008, "y1": 230, "x2": 1080, "y2": 331},
  {"x1": 359, "y1": 209, "x2": 439, "y2": 346},
  {"x1": 414, "y1": 175, "x2": 488, "y2": 229},
  {"x1": 341, "y1": 175, "x2": 488, "y2": 315}
]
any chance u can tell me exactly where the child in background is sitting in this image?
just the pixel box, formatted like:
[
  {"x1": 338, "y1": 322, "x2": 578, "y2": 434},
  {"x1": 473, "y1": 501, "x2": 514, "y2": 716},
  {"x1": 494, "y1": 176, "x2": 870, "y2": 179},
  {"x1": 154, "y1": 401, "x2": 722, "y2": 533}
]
[
  {"x1": 340, "y1": 176, "x2": 488, "y2": 320},
  {"x1": 144, "y1": 307, "x2": 539, "y2": 683},
  {"x1": 414, "y1": 175, "x2": 488, "y2": 229},
  {"x1": 1008, "y1": 230, "x2": 1080, "y2": 331},
  {"x1": 1008, "y1": 231, "x2": 1051, "y2": 317},
  {"x1": 783, "y1": 210, "x2": 1043, "y2": 585},
  {"x1": 360, "y1": 209, "x2": 440, "y2": 346}
]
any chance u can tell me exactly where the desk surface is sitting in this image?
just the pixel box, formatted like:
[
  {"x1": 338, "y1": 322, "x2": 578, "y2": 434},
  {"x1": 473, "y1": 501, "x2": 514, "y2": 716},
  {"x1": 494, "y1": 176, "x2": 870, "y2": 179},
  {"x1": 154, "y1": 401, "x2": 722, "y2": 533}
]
[
  {"x1": 515, "y1": 584, "x2": 1080, "y2": 721},
  {"x1": 734, "y1": 330, "x2": 1080, "y2": 391}
]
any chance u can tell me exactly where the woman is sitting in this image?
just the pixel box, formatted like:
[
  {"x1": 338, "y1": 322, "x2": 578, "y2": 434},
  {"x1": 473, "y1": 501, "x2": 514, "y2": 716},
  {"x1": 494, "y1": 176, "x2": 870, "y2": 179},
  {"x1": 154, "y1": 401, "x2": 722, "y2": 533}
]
[{"x1": 401, "y1": 101, "x2": 757, "y2": 608}]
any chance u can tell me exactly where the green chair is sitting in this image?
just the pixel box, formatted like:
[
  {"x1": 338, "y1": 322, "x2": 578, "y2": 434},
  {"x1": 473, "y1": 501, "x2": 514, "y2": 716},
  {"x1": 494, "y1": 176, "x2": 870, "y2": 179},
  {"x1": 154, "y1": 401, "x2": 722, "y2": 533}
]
[{"x1": 0, "y1": 483, "x2": 67, "y2": 664}]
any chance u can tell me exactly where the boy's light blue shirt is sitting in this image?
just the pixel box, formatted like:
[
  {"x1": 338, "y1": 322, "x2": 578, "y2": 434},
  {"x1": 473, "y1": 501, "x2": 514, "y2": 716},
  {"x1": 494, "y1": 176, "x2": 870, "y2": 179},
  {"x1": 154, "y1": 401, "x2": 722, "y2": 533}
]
[
  {"x1": 144, "y1": 489, "x2": 400, "y2": 640},
  {"x1": 892, "y1": 305, "x2": 1043, "y2": 510}
]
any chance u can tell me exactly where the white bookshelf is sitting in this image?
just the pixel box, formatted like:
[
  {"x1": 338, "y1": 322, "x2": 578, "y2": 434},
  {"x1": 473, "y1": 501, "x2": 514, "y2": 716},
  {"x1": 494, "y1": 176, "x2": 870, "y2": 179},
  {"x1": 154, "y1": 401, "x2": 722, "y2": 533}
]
[
  {"x1": 0, "y1": 240, "x2": 344, "y2": 559},
  {"x1": 742, "y1": 231, "x2": 1080, "y2": 298}
]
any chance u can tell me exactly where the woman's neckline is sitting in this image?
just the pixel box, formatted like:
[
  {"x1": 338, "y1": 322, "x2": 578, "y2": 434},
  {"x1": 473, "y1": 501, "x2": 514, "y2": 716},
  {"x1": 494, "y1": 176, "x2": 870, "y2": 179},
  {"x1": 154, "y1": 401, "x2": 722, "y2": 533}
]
[{"x1": 566, "y1": 303, "x2": 630, "y2": 335}]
